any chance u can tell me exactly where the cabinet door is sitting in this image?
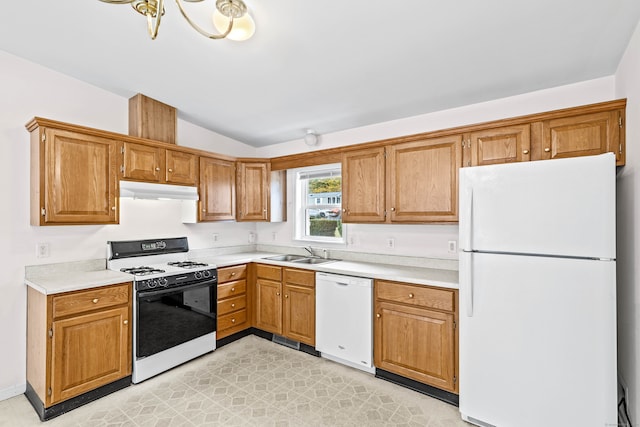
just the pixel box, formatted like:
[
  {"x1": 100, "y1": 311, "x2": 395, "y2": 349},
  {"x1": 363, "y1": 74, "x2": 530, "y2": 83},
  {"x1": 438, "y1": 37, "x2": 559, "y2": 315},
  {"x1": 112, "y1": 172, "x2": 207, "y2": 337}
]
[
  {"x1": 166, "y1": 150, "x2": 198, "y2": 185},
  {"x1": 467, "y1": 124, "x2": 530, "y2": 166},
  {"x1": 540, "y1": 111, "x2": 621, "y2": 163},
  {"x1": 283, "y1": 283, "x2": 315, "y2": 346},
  {"x1": 237, "y1": 162, "x2": 269, "y2": 221},
  {"x1": 254, "y1": 279, "x2": 282, "y2": 334},
  {"x1": 387, "y1": 135, "x2": 462, "y2": 222},
  {"x1": 199, "y1": 157, "x2": 236, "y2": 221},
  {"x1": 41, "y1": 128, "x2": 118, "y2": 224},
  {"x1": 342, "y1": 147, "x2": 385, "y2": 222},
  {"x1": 374, "y1": 300, "x2": 456, "y2": 392},
  {"x1": 122, "y1": 142, "x2": 163, "y2": 182},
  {"x1": 50, "y1": 306, "x2": 130, "y2": 404}
]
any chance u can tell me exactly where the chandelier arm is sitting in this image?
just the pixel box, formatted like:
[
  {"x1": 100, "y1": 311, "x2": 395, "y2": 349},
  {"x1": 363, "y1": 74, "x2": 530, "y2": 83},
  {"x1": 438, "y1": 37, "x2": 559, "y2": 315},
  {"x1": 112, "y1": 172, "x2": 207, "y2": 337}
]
[
  {"x1": 145, "y1": 0, "x2": 163, "y2": 39},
  {"x1": 174, "y1": 0, "x2": 234, "y2": 39}
]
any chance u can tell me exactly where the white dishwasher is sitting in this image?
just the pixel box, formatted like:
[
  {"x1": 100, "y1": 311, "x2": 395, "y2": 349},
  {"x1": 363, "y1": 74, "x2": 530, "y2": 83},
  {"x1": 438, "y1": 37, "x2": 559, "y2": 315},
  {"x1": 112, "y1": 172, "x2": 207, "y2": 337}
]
[{"x1": 315, "y1": 272, "x2": 374, "y2": 373}]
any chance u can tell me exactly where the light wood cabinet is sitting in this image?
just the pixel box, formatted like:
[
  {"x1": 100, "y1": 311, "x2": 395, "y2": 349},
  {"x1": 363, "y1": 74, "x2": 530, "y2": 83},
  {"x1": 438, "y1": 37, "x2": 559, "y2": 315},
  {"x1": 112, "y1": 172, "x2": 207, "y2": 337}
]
[
  {"x1": 28, "y1": 123, "x2": 119, "y2": 225},
  {"x1": 536, "y1": 109, "x2": 624, "y2": 165},
  {"x1": 343, "y1": 136, "x2": 462, "y2": 223},
  {"x1": 374, "y1": 280, "x2": 458, "y2": 393},
  {"x1": 26, "y1": 283, "x2": 132, "y2": 412},
  {"x1": 464, "y1": 124, "x2": 531, "y2": 166},
  {"x1": 122, "y1": 142, "x2": 198, "y2": 186},
  {"x1": 237, "y1": 161, "x2": 270, "y2": 221},
  {"x1": 199, "y1": 156, "x2": 236, "y2": 221},
  {"x1": 254, "y1": 264, "x2": 315, "y2": 346},
  {"x1": 216, "y1": 264, "x2": 249, "y2": 339}
]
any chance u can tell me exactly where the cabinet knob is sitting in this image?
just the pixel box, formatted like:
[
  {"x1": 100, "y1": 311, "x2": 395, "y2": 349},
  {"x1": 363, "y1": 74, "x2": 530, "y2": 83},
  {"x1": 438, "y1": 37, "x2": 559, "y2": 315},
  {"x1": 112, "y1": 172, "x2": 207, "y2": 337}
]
[
  {"x1": 155, "y1": 167, "x2": 160, "y2": 171},
  {"x1": 111, "y1": 206, "x2": 116, "y2": 211},
  {"x1": 231, "y1": 287, "x2": 235, "y2": 292},
  {"x1": 523, "y1": 149, "x2": 529, "y2": 155},
  {"x1": 231, "y1": 272, "x2": 236, "y2": 276},
  {"x1": 544, "y1": 148, "x2": 551, "y2": 153},
  {"x1": 391, "y1": 207, "x2": 396, "y2": 211},
  {"x1": 168, "y1": 168, "x2": 173, "y2": 172},
  {"x1": 92, "y1": 298, "x2": 99, "y2": 304},
  {"x1": 123, "y1": 320, "x2": 128, "y2": 325},
  {"x1": 376, "y1": 313, "x2": 381, "y2": 318},
  {"x1": 285, "y1": 294, "x2": 289, "y2": 298},
  {"x1": 276, "y1": 292, "x2": 280, "y2": 296},
  {"x1": 408, "y1": 293, "x2": 414, "y2": 298},
  {"x1": 202, "y1": 208, "x2": 206, "y2": 212},
  {"x1": 342, "y1": 208, "x2": 346, "y2": 213},
  {"x1": 231, "y1": 303, "x2": 235, "y2": 308},
  {"x1": 231, "y1": 318, "x2": 236, "y2": 323}
]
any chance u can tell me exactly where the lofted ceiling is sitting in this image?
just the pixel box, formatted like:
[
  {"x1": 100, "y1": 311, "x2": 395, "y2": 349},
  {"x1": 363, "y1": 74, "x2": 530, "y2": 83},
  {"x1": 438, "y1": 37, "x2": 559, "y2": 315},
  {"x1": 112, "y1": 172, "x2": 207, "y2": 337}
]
[{"x1": 1, "y1": 1, "x2": 639, "y2": 147}]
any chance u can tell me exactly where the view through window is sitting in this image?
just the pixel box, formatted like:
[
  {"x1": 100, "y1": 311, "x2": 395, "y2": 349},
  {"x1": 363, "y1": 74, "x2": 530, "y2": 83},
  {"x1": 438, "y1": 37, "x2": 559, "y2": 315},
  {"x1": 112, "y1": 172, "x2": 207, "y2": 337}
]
[{"x1": 297, "y1": 165, "x2": 343, "y2": 242}]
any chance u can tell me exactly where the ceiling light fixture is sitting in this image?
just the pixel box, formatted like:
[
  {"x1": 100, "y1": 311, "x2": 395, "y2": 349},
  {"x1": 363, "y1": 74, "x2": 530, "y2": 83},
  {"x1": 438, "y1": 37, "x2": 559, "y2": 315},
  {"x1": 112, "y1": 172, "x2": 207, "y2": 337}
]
[
  {"x1": 98, "y1": 0, "x2": 255, "y2": 41},
  {"x1": 304, "y1": 129, "x2": 319, "y2": 147}
]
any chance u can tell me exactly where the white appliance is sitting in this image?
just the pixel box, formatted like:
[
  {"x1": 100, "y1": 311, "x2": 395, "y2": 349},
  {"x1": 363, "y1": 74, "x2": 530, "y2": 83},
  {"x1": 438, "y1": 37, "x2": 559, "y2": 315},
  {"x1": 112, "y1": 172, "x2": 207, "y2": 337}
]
[
  {"x1": 316, "y1": 272, "x2": 374, "y2": 373},
  {"x1": 458, "y1": 153, "x2": 617, "y2": 427}
]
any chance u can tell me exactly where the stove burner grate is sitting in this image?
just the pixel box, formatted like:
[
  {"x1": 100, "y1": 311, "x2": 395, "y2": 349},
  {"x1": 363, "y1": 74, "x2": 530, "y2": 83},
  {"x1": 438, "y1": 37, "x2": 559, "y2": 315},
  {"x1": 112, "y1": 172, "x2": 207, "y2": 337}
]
[
  {"x1": 120, "y1": 266, "x2": 166, "y2": 276},
  {"x1": 167, "y1": 261, "x2": 209, "y2": 269}
]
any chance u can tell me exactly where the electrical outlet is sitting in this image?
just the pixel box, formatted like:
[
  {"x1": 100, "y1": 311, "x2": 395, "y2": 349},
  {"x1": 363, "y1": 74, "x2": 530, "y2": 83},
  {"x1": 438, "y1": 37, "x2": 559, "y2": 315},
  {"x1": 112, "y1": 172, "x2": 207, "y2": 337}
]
[
  {"x1": 448, "y1": 240, "x2": 457, "y2": 253},
  {"x1": 272, "y1": 232, "x2": 277, "y2": 241},
  {"x1": 212, "y1": 233, "x2": 219, "y2": 242},
  {"x1": 248, "y1": 232, "x2": 256, "y2": 244},
  {"x1": 387, "y1": 238, "x2": 395, "y2": 249},
  {"x1": 36, "y1": 242, "x2": 50, "y2": 258},
  {"x1": 348, "y1": 235, "x2": 355, "y2": 245}
]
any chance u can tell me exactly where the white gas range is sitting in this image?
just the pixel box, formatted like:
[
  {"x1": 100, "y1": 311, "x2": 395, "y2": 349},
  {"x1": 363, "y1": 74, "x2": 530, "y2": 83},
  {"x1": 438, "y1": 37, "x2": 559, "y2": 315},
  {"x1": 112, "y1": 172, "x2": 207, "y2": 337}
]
[{"x1": 107, "y1": 237, "x2": 218, "y2": 383}]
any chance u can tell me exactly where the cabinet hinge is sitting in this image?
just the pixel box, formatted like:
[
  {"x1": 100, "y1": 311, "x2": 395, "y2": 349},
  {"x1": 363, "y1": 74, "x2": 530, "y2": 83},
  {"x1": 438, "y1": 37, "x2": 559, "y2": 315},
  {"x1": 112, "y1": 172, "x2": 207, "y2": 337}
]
[
  {"x1": 41, "y1": 132, "x2": 46, "y2": 142},
  {"x1": 453, "y1": 376, "x2": 457, "y2": 384},
  {"x1": 120, "y1": 165, "x2": 124, "y2": 174},
  {"x1": 619, "y1": 116, "x2": 623, "y2": 128},
  {"x1": 48, "y1": 328, "x2": 52, "y2": 338},
  {"x1": 453, "y1": 320, "x2": 457, "y2": 329},
  {"x1": 41, "y1": 208, "x2": 46, "y2": 217},
  {"x1": 383, "y1": 210, "x2": 387, "y2": 217},
  {"x1": 121, "y1": 146, "x2": 125, "y2": 154}
]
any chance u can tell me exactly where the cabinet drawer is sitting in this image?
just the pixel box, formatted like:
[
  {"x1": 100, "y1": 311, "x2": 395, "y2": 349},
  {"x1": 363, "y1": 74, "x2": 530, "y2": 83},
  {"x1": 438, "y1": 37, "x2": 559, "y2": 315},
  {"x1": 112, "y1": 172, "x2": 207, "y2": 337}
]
[
  {"x1": 218, "y1": 264, "x2": 247, "y2": 283},
  {"x1": 375, "y1": 280, "x2": 455, "y2": 312},
  {"x1": 284, "y1": 268, "x2": 315, "y2": 287},
  {"x1": 256, "y1": 264, "x2": 282, "y2": 281},
  {"x1": 52, "y1": 283, "x2": 130, "y2": 319},
  {"x1": 217, "y1": 280, "x2": 246, "y2": 300},
  {"x1": 218, "y1": 309, "x2": 247, "y2": 332},
  {"x1": 217, "y1": 295, "x2": 246, "y2": 316}
]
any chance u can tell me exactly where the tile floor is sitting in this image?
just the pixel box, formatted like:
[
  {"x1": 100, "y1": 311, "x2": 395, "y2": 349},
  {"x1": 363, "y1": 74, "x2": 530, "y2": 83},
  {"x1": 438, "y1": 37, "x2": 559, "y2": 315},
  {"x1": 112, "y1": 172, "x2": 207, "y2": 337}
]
[{"x1": 0, "y1": 335, "x2": 470, "y2": 426}]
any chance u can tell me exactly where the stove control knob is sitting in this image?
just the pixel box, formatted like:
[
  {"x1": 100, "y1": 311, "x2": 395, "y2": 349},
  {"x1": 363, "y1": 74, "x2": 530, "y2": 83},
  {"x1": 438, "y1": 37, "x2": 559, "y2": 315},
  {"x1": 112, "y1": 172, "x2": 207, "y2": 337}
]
[
  {"x1": 147, "y1": 279, "x2": 157, "y2": 289},
  {"x1": 203, "y1": 270, "x2": 211, "y2": 278},
  {"x1": 159, "y1": 277, "x2": 169, "y2": 287},
  {"x1": 194, "y1": 271, "x2": 203, "y2": 280}
]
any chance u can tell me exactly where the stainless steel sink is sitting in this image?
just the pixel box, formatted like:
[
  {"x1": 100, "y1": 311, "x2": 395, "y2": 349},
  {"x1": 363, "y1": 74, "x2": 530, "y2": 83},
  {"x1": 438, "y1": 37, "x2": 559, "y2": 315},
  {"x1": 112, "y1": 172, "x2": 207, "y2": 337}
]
[
  {"x1": 292, "y1": 257, "x2": 338, "y2": 265},
  {"x1": 264, "y1": 254, "x2": 307, "y2": 262}
]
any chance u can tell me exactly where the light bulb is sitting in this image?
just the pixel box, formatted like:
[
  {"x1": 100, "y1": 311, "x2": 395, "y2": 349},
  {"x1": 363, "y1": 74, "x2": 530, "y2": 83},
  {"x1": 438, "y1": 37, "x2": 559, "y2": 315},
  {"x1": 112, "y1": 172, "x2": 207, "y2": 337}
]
[{"x1": 212, "y1": 9, "x2": 255, "y2": 41}]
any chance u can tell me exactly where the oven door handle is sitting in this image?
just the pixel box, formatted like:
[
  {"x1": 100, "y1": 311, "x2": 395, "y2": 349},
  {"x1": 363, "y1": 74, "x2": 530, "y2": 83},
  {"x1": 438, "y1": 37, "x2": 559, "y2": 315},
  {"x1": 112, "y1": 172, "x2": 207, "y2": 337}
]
[{"x1": 137, "y1": 279, "x2": 217, "y2": 298}]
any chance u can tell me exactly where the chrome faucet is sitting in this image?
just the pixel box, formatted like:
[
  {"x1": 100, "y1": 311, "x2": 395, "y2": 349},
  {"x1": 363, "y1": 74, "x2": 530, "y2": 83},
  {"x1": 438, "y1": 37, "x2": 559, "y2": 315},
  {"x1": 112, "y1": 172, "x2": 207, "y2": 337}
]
[{"x1": 304, "y1": 246, "x2": 314, "y2": 257}]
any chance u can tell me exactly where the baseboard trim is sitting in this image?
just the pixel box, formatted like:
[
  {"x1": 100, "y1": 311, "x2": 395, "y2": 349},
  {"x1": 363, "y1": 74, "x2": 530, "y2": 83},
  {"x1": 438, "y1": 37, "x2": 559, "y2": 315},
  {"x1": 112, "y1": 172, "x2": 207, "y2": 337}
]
[
  {"x1": 0, "y1": 383, "x2": 26, "y2": 402},
  {"x1": 375, "y1": 369, "x2": 459, "y2": 407},
  {"x1": 25, "y1": 376, "x2": 131, "y2": 421}
]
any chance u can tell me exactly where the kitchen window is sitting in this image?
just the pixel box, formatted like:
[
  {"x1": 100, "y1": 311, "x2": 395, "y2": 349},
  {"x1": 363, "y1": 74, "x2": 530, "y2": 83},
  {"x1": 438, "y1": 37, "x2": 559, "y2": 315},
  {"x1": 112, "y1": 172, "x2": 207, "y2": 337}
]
[{"x1": 295, "y1": 164, "x2": 344, "y2": 244}]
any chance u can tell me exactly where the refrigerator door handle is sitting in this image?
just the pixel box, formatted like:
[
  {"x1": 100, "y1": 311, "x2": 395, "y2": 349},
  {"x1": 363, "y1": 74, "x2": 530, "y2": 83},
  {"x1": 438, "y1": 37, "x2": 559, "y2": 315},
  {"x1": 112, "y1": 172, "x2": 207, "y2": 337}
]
[
  {"x1": 461, "y1": 182, "x2": 473, "y2": 251},
  {"x1": 461, "y1": 251, "x2": 474, "y2": 317}
]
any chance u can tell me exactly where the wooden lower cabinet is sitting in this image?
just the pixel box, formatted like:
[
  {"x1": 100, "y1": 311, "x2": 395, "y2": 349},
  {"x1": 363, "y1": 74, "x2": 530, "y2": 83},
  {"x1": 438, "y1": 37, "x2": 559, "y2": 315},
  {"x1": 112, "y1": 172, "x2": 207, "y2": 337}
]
[
  {"x1": 27, "y1": 283, "x2": 132, "y2": 409},
  {"x1": 374, "y1": 280, "x2": 458, "y2": 393},
  {"x1": 254, "y1": 264, "x2": 315, "y2": 346},
  {"x1": 216, "y1": 264, "x2": 249, "y2": 339}
]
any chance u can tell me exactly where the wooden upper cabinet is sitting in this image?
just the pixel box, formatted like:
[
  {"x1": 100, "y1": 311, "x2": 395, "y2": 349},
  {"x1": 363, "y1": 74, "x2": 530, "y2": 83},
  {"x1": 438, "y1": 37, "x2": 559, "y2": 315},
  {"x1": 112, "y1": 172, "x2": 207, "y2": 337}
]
[
  {"x1": 387, "y1": 135, "x2": 462, "y2": 222},
  {"x1": 165, "y1": 149, "x2": 198, "y2": 185},
  {"x1": 122, "y1": 142, "x2": 197, "y2": 186},
  {"x1": 199, "y1": 156, "x2": 236, "y2": 221},
  {"x1": 538, "y1": 110, "x2": 624, "y2": 165},
  {"x1": 342, "y1": 147, "x2": 386, "y2": 222},
  {"x1": 30, "y1": 126, "x2": 118, "y2": 225},
  {"x1": 237, "y1": 161, "x2": 270, "y2": 222},
  {"x1": 466, "y1": 124, "x2": 531, "y2": 166}
]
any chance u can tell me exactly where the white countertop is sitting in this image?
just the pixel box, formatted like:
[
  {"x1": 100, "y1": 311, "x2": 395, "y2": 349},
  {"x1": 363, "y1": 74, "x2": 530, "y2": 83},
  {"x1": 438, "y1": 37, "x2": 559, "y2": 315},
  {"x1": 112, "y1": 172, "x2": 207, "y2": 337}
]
[
  {"x1": 192, "y1": 252, "x2": 459, "y2": 290},
  {"x1": 26, "y1": 270, "x2": 134, "y2": 295},
  {"x1": 25, "y1": 251, "x2": 458, "y2": 294}
]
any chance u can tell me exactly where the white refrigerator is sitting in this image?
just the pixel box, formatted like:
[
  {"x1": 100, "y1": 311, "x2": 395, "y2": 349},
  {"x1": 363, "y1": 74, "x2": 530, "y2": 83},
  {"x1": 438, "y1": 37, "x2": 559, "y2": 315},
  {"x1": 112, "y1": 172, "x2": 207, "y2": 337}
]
[{"x1": 458, "y1": 153, "x2": 617, "y2": 427}]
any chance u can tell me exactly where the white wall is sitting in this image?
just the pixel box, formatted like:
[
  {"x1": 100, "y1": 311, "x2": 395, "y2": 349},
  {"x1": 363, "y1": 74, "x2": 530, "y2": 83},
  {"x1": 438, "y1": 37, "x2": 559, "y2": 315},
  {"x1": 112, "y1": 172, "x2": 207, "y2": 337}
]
[
  {"x1": 615, "y1": 19, "x2": 640, "y2": 424},
  {"x1": 256, "y1": 77, "x2": 617, "y2": 259},
  {"x1": 0, "y1": 51, "x2": 257, "y2": 400}
]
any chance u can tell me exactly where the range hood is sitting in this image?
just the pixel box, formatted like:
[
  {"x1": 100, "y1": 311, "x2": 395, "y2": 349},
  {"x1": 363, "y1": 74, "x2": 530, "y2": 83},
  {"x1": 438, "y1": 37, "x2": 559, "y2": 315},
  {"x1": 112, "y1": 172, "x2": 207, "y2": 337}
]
[{"x1": 120, "y1": 181, "x2": 199, "y2": 200}]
